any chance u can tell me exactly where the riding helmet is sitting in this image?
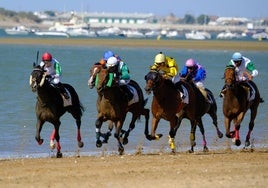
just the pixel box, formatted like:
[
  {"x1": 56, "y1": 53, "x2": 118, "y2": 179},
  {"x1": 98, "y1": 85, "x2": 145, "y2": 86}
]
[
  {"x1": 154, "y1": 52, "x2": 165, "y2": 64},
  {"x1": 232, "y1": 52, "x2": 243, "y2": 61},
  {"x1": 42, "y1": 52, "x2": 52, "y2": 61}
]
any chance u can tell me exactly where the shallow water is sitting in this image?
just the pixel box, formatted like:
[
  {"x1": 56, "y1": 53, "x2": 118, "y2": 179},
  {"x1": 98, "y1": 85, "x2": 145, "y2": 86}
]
[{"x1": 0, "y1": 43, "x2": 267, "y2": 159}]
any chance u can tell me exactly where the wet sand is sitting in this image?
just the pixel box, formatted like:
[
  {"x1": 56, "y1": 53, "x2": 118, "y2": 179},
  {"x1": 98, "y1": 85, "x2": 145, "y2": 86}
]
[
  {"x1": 0, "y1": 149, "x2": 267, "y2": 188},
  {"x1": 1, "y1": 37, "x2": 268, "y2": 51}
]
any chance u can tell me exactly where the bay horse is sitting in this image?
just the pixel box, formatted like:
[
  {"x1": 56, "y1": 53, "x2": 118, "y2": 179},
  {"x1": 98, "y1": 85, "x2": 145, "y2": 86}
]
[
  {"x1": 30, "y1": 64, "x2": 84, "y2": 158},
  {"x1": 92, "y1": 66, "x2": 150, "y2": 155},
  {"x1": 144, "y1": 71, "x2": 223, "y2": 153},
  {"x1": 222, "y1": 65, "x2": 263, "y2": 147}
]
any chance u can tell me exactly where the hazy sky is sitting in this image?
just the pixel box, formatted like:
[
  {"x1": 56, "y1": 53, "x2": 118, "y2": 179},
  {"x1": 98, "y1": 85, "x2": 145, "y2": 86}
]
[{"x1": 0, "y1": 0, "x2": 267, "y2": 19}]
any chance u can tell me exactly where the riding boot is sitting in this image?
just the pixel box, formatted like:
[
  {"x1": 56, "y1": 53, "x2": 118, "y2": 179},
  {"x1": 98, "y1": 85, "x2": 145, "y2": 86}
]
[
  {"x1": 120, "y1": 85, "x2": 133, "y2": 101},
  {"x1": 174, "y1": 82, "x2": 186, "y2": 99},
  {"x1": 55, "y1": 83, "x2": 69, "y2": 99}
]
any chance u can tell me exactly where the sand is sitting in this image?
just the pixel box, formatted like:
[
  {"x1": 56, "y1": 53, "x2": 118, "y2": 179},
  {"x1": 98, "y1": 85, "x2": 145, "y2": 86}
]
[{"x1": 0, "y1": 149, "x2": 267, "y2": 188}]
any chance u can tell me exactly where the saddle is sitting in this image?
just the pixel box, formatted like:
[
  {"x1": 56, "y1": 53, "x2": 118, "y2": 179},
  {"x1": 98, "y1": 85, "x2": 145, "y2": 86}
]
[
  {"x1": 240, "y1": 82, "x2": 255, "y2": 101},
  {"x1": 51, "y1": 83, "x2": 72, "y2": 107},
  {"x1": 126, "y1": 85, "x2": 139, "y2": 106}
]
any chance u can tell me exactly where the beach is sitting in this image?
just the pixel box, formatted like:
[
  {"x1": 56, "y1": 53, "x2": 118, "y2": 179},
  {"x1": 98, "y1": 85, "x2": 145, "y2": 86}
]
[
  {"x1": 0, "y1": 38, "x2": 267, "y2": 188},
  {"x1": 0, "y1": 149, "x2": 267, "y2": 187},
  {"x1": 0, "y1": 37, "x2": 268, "y2": 51}
]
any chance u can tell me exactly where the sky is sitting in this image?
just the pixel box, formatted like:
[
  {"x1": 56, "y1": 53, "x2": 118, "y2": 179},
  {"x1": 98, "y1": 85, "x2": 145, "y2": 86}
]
[{"x1": 0, "y1": 0, "x2": 267, "y2": 19}]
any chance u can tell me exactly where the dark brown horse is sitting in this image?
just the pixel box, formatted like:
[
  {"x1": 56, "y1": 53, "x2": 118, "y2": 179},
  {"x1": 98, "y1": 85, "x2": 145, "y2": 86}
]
[
  {"x1": 144, "y1": 71, "x2": 223, "y2": 152},
  {"x1": 92, "y1": 66, "x2": 150, "y2": 155},
  {"x1": 222, "y1": 65, "x2": 263, "y2": 147},
  {"x1": 30, "y1": 64, "x2": 84, "y2": 158}
]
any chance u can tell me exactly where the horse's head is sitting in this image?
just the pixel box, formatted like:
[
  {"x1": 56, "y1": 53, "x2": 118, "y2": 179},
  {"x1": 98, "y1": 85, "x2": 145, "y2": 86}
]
[
  {"x1": 95, "y1": 67, "x2": 113, "y2": 93},
  {"x1": 29, "y1": 64, "x2": 46, "y2": 92},
  {"x1": 224, "y1": 65, "x2": 236, "y2": 87},
  {"x1": 88, "y1": 64, "x2": 103, "y2": 89},
  {"x1": 144, "y1": 71, "x2": 162, "y2": 94}
]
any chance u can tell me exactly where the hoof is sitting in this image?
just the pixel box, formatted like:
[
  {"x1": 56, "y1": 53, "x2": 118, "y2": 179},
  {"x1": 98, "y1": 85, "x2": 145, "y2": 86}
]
[
  {"x1": 235, "y1": 139, "x2": 241, "y2": 146},
  {"x1": 78, "y1": 141, "x2": 84, "y2": 148},
  {"x1": 145, "y1": 134, "x2": 152, "y2": 141},
  {"x1": 203, "y1": 146, "x2": 209, "y2": 152},
  {"x1": 245, "y1": 140, "x2": 250, "y2": 147},
  {"x1": 155, "y1": 134, "x2": 163, "y2": 140},
  {"x1": 56, "y1": 152, "x2": 62, "y2": 158},
  {"x1": 123, "y1": 137, "x2": 128, "y2": 145},
  {"x1": 118, "y1": 147, "x2": 124, "y2": 155},
  {"x1": 37, "y1": 139, "x2": 44, "y2": 145},
  {"x1": 188, "y1": 149, "x2": 194, "y2": 153},
  {"x1": 218, "y1": 132, "x2": 224, "y2": 138},
  {"x1": 96, "y1": 140, "x2": 102, "y2": 148}
]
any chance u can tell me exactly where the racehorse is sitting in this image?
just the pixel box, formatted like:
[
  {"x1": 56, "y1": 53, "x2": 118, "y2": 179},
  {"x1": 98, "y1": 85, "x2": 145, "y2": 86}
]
[
  {"x1": 91, "y1": 65, "x2": 150, "y2": 155},
  {"x1": 30, "y1": 64, "x2": 84, "y2": 158},
  {"x1": 222, "y1": 65, "x2": 263, "y2": 147},
  {"x1": 144, "y1": 71, "x2": 223, "y2": 153}
]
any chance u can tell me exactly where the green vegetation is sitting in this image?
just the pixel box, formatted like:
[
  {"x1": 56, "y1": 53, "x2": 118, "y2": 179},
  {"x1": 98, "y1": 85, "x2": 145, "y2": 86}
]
[{"x1": 0, "y1": 8, "x2": 41, "y2": 23}]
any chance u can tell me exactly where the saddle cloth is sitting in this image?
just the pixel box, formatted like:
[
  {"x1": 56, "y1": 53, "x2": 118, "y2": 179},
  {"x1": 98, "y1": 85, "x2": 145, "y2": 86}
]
[
  {"x1": 181, "y1": 85, "x2": 189, "y2": 104},
  {"x1": 62, "y1": 89, "x2": 72, "y2": 107},
  {"x1": 128, "y1": 85, "x2": 139, "y2": 106},
  {"x1": 247, "y1": 82, "x2": 256, "y2": 101}
]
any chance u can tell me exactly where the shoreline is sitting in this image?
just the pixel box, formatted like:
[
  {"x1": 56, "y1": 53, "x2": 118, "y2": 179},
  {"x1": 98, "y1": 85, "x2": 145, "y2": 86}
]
[
  {"x1": 0, "y1": 148, "x2": 267, "y2": 187},
  {"x1": 0, "y1": 37, "x2": 268, "y2": 51}
]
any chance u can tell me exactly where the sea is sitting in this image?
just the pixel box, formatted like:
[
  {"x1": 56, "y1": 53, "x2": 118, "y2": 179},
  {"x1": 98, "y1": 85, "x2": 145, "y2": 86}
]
[{"x1": 0, "y1": 33, "x2": 268, "y2": 159}]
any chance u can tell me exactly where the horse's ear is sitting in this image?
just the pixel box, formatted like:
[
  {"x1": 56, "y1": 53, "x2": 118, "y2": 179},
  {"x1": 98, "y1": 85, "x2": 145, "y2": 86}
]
[
  {"x1": 144, "y1": 74, "x2": 148, "y2": 80},
  {"x1": 33, "y1": 62, "x2": 36, "y2": 68}
]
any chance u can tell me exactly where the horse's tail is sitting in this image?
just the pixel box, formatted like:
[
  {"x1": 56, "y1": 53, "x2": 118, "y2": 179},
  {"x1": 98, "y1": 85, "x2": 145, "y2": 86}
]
[{"x1": 78, "y1": 100, "x2": 85, "y2": 116}]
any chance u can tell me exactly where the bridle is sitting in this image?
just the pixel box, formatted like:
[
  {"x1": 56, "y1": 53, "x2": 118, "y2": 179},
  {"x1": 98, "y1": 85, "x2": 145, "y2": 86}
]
[
  {"x1": 144, "y1": 71, "x2": 162, "y2": 94},
  {"x1": 29, "y1": 68, "x2": 46, "y2": 92}
]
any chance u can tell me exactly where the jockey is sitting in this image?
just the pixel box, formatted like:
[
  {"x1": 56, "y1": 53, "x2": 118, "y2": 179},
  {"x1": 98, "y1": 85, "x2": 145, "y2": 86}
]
[
  {"x1": 180, "y1": 58, "x2": 209, "y2": 102},
  {"x1": 106, "y1": 56, "x2": 134, "y2": 101},
  {"x1": 220, "y1": 52, "x2": 259, "y2": 97},
  {"x1": 150, "y1": 52, "x2": 185, "y2": 98},
  {"x1": 40, "y1": 52, "x2": 69, "y2": 99},
  {"x1": 150, "y1": 52, "x2": 178, "y2": 79},
  {"x1": 88, "y1": 50, "x2": 114, "y2": 88}
]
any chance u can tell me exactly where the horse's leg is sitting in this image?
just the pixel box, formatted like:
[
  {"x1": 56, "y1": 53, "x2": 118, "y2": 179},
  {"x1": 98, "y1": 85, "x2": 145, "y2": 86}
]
[
  {"x1": 114, "y1": 120, "x2": 125, "y2": 155},
  {"x1": 224, "y1": 117, "x2": 232, "y2": 138},
  {"x1": 53, "y1": 121, "x2": 62, "y2": 158},
  {"x1": 149, "y1": 117, "x2": 162, "y2": 140},
  {"x1": 69, "y1": 108, "x2": 84, "y2": 148},
  {"x1": 168, "y1": 118, "x2": 178, "y2": 153},
  {"x1": 144, "y1": 108, "x2": 150, "y2": 134},
  {"x1": 208, "y1": 110, "x2": 223, "y2": 138},
  {"x1": 102, "y1": 121, "x2": 113, "y2": 143},
  {"x1": 75, "y1": 118, "x2": 84, "y2": 148},
  {"x1": 189, "y1": 120, "x2": 197, "y2": 153},
  {"x1": 35, "y1": 119, "x2": 44, "y2": 145},
  {"x1": 95, "y1": 117, "x2": 104, "y2": 147},
  {"x1": 143, "y1": 108, "x2": 150, "y2": 139},
  {"x1": 121, "y1": 113, "x2": 137, "y2": 145},
  {"x1": 197, "y1": 119, "x2": 209, "y2": 152},
  {"x1": 50, "y1": 129, "x2": 56, "y2": 150},
  {"x1": 232, "y1": 113, "x2": 246, "y2": 146},
  {"x1": 245, "y1": 107, "x2": 258, "y2": 147}
]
